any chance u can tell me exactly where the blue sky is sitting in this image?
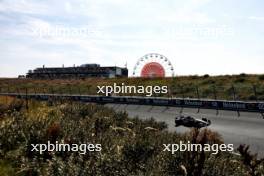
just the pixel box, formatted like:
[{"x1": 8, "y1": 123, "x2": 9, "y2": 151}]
[{"x1": 0, "y1": 0, "x2": 263, "y2": 77}]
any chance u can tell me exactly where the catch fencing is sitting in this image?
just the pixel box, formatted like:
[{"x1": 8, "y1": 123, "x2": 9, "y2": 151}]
[{"x1": 0, "y1": 92, "x2": 263, "y2": 118}]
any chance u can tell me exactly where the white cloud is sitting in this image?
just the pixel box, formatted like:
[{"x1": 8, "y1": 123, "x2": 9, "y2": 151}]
[
  {"x1": 0, "y1": 0, "x2": 49, "y2": 15},
  {"x1": 0, "y1": 0, "x2": 263, "y2": 77},
  {"x1": 248, "y1": 16, "x2": 264, "y2": 21}
]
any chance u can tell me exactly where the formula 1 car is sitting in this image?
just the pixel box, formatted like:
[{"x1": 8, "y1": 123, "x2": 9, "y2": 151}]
[{"x1": 175, "y1": 115, "x2": 211, "y2": 128}]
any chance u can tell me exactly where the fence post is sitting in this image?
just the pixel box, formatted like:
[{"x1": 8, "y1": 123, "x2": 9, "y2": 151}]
[
  {"x1": 78, "y1": 87, "x2": 81, "y2": 96},
  {"x1": 213, "y1": 86, "x2": 219, "y2": 115},
  {"x1": 162, "y1": 85, "x2": 171, "y2": 112},
  {"x1": 69, "y1": 85, "x2": 72, "y2": 95},
  {"x1": 16, "y1": 88, "x2": 20, "y2": 96},
  {"x1": 231, "y1": 85, "x2": 240, "y2": 117},
  {"x1": 196, "y1": 86, "x2": 200, "y2": 113},
  {"x1": 231, "y1": 85, "x2": 236, "y2": 100},
  {"x1": 252, "y1": 84, "x2": 258, "y2": 102},
  {"x1": 59, "y1": 87, "x2": 63, "y2": 104},
  {"x1": 5, "y1": 87, "x2": 8, "y2": 104},
  {"x1": 5, "y1": 85, "x2": 10, "y2": 104},
  {"x1": 49, "y1": 87, "x2": 53, "y2": 102},
  {"x1": 68, "y1": 85, "x2": 73, "y2": 112},
  {"x1": 7, "y1": 85, "x2": 10, "y2": 94},
  {"x1": 180, "y1": 85, "x2": 185, "y2": 99},
  {"x1": 87, "y1": 85, "x2": 91, "y2": 95},
  {"x1": 253, "y1": 85, "x2": 264, "y2": 118},
  {"x1": 51, "y1": 87, "x2": 54, "y2": 95},
  {"x1": 180, "y1": 85, "x2": 184, "y2": 114},
  {"x1": 25, "y1": 88, "x2": 29, "y2": 111},
  {"x1": 60, "y1": 87, "x2": 63, "y2": 95}
]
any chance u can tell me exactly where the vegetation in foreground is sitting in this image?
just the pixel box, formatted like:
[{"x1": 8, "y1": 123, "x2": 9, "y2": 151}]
[
  {"x1": 0, "y1": 74, "x2": 264, "y2": 100},
  {"x1": 0, "y1": 97, "x2": 264, "y2": 176}
]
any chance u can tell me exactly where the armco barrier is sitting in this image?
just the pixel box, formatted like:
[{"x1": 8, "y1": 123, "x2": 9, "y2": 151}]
[{"x1": 0, "y1": 93, "x2": 264, "y2": 113}]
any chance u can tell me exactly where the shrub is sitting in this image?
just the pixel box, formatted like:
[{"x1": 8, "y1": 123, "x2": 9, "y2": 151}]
[
  {"x1": 0, "y1": 104, "x2": 8, "y2": 117},
  {"x1": 234, "y1": 77, "x2": 245, "y2": 83},
  {"x1": 203, "y1": 74, "x2": 210, "y2": 78},
  {"x1": 239, "y1": 73, "x2": 247, "y2": 77},
  {"x1": 190, "y1": 75, "x2": 199, "y2": 79},
  {"x1": 258, "y1": 75, "x2": 264, "y2": 80},
  {"x1": 0, "y1": 101, "x2": 263, "y2": 175},
  {"x1": 237, "y1": 145, "x2": 264, "y2": 176},
  {"x1": 0, "y1": 99, "x2": 24, "y2": 117},
  {"x1": 201, "y1": 79, "x2": 215, "y2": 85}
]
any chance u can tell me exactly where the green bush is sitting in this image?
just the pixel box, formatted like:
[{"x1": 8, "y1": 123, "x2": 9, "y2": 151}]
[
  {"x1": 259, "y1": 75, "x2": 264, "y2": 80},
  {"x1": 239, "y1": 73, "x2": 247, "y2": 77},
  {"x1": 1, "y1": 75, "x2": 264, "y2": 101},
  {"x1": 0, "y1": 99, "x2": 24, "y2": 118},
  {"x1": 0, "y1": 101, "x2": 263, "y2": 175},
  {"x1": 234, "y1": 77, "x2": 245, "y2": 83},
  {"x1": 203, "y1": 74, "x2": 210, "y2": 78}
]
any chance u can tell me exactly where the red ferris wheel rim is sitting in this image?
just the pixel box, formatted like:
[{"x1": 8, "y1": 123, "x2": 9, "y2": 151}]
[
  {"x1": 140, "y1": 62, "x2": 165, "y2": 78},
  {"x1": 133, "y1": 53, "x2": 175, "y2": 77}
]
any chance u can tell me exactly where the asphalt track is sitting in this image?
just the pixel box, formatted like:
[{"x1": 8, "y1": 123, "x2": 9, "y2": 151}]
[{"x1": 106, "y1": 104, "x2": 264, "y2": 157}]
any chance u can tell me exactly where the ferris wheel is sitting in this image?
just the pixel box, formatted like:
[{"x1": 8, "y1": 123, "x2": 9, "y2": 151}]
[{"x1": 132, "y1": 53, "x2": 175, "y2": 77}]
